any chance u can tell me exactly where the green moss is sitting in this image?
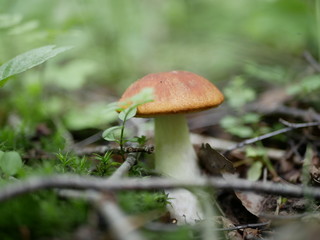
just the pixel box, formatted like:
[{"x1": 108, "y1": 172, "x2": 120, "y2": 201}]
[
  {"x1": 118, "y1": 190, "x2": 167, "y2": 214},
  {"x1": 0, "y1": 192, "x2": 88, "y2": 239}
]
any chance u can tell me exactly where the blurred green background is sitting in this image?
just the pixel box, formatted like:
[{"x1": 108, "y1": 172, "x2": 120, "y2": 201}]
[
  {"x1": 0, "y1": 1, "x2": 320, "y2": 239},
  {"x1": 0, "y1": 0, "x2": 317, "y2": 131}
]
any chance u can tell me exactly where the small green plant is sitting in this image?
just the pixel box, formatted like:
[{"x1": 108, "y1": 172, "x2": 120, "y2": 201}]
[
  {"x1": 118, "y1": 190, "x2": 168, "y2": 214},
  {"x1": 221, "y1": 113, "x2": 270, "y2": 138},
  {"x1": 221, "y1": 76, "x2": 268, "y2": 138},
  {"x1": 56, "y1": 152, "x2": 90, "y2": 175},
  {"x1": 245, "y1": 146, "x2": 277, "y2": 181},
  {"x1": 94, "y1": 151, "x2": 120, "y2": 177},
  {"x1": 287, "y1": 74, "x2": 320, "y2": 101},
  {"x1": 0, "y1": 192, "x2": 88, "y2": 239},
  {"x1": 223, "y1": 76, "x2": 256, "y2": 109},
  {"x1": 0, "y1": 151, "x2": 23, "y2": 178},
  {"x1": 102, "y1": 88, "x2": 154, "y2": 158}
]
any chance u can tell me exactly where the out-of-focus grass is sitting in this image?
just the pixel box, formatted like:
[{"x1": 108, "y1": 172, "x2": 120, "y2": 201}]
[
  {"x1": 0, "y1": 0, "x2": 313, "y2": 91},
  {"x1": 0, "y1": 0, "x2": 315, "y2": 131}
]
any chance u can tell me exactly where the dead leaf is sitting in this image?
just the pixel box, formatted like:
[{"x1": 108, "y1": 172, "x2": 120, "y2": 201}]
[
  {"x1": 243, "y1": 228, "x2": 261, "y2": 240},
  {"x1": 198, "y1": 143, "x2": 235, "y2": 176},
  {"x1": 234, "y1": 191, "x2": 266, "y2": 217},
  {"x1": 217, "y1": 216, "x2": 243, "y2": 240}
]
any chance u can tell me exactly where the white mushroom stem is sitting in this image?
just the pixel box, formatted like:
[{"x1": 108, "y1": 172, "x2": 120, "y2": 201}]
[{"x1": 154, "y1": 114, "x2": 203, "y2": 224}]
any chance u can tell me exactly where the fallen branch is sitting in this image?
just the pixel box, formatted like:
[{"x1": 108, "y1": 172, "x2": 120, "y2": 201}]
[
  {"x1": 74, "y1": 145, "x2": 154, "y2": 156},
  {"x1": 1, "y1": 175, "x2": 320, "y2": 202},
  {"x1": 191, "y1": 134, "x2": 285, "y2": 160},
  {"x1": 223, "y1": 120, "x2": 320, "y2": 154},
  {"x1": 109, "y1": 153, "x2": 137, "y2": 179},
  {"x1": 97, "y1": 195, "x2": 147, "y2": 240},
  {"x1": 58, "y1": 189, "x2": 145, "y2": 240}
]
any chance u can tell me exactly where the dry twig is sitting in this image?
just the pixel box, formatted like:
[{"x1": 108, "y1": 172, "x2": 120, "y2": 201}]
[
  {"x1": 223, "y1": 120, "x2": 320, "y2": 154},
  {"x1": 109, "y1": 153, "x2": 138, "y2": 179},
  {"x1": 74, "y1": 145, "x2": 154, "y2": 156},
  {"x1": 190, "y1": 134, "x2": 285, "y2": 160},
  {"x1": 58, "y1": 189, "x2": 146, "y2": 240},
  {"x1": 1, "y1": 175, "x2": 320, "y2": 202},
  {"x1": 97, "y1": 195, "x2": 147, "y2": 240}
]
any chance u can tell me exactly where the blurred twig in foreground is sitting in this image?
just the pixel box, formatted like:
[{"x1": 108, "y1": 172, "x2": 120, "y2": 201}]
[{"x1": 1, "y1": 175, "x2": 320, "y2": 202}]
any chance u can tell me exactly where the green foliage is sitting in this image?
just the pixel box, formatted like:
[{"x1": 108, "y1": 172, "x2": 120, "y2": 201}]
[
  {"x1": 0, "y1": 193, "x2": 87, "y2": 239},
  {"x1": 243, "y1": 0, "x2": 309, "y2": 52},
  {"x1": 247, "y1": 161, "x2": 263, "y2": 181},
  {"x1": 0, "y1": 45, "x2": 71, "y2": 87},
  {"x1": 103, "y1": 87, "x2": 154, "y2": 155},
  {"x1": 143, "y1": 227, "x2": 193, "y2": 240},
  {"x1": 0, "y1": 127, "x2": 30, "y2": 152},
  {"x1": 221, "y1": 113, "x2": 267, "y2": 138},
  {"x1": 44, "y1": 59, "x2": 97, "y2": 90},
  {"x1": 287, "y1": 74, "x2": 320, "y2": 100},
  {"x1": 221, "y1": 76, "x2": 270, "y2": 138},
  {"x1": 0, "y1": 1, "x2": 318, "y2": 239},
  {"x1": 129, "y1": 161, "x2": 154, "y2": 177},
  {"x1": 0, "y1": 151, "x2": 23, "y2": 177},
  {"x1": 223, "y1": 76, "x2": 256, "y2": 109},
  {"x1": 56, "y1": 152, "x2": 90, "y2": 175},
  {"x1": 93, "y1": 151, "x2": 120, "y2": 177},
  {"x1": 102, "y1": 126, "x2": 123, "y2": 142},
  {"x1": 244, "y1": 63, "x2": 288, "y2": 84},
  {"x1": 245, "y1": 146, "x2": 265, "y2": 181},
  {"x1": 64, "y1": 102, "x2": 118, "y2": 130},
  {"x1": 118, "y1": 190, "x2": 167, "y2": 214},
  {"x1": 40, "y1": 131, "x2": 66, "y2": 153},
  {"x1": 0, "y1": 13, "x2": 22, "y2": 29},
  {"x1": 245, "y1": 146, "x2": 277, "y2": 181}
]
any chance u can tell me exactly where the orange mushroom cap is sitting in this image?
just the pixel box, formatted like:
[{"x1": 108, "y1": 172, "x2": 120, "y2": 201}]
[{"x1": 119, "y1": 70, "x2": 224, "y2": 117}]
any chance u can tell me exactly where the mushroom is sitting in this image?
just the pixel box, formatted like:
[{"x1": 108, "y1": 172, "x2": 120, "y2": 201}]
[{"x1": 119, "y1": 70, "x2": 224, "y2": 224}]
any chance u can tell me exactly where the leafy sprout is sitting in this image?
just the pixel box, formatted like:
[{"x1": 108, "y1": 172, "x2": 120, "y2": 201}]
[
  {"x1": 102, "y1": 87, "x2": 154, "y2": 157},
  {"x1": 56, "y1": 152, "x2": 90, "y2": 175},
  {"x1": 94, "y1": 151, "x2": 120, "y2": 177}
]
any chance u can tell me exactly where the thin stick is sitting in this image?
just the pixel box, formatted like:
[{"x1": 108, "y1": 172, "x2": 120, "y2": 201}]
[
  {"x1": 109, "y1": 153, "x2": 137, "y2": 179},
  {"x1": 1, "y1": 175, "x2": 320, "y2": 202},
  {"x1": 190, "y1": 133, "x2": 285, "y2": 160},
  {"x1": 144, "y1": 220, "x2": 269, "y2": 232},
  {"x1": 58, "y1": 189, "x2": 145, "y2": 240},
  {"x1": 224, "y1": 120, "x2": 320, "y2": 154},
  {"x1": 74, "y1": 145, "x2": 154, "y2": 156},
  {"x1": 97, "y1": 196, "x2": 147, "y2": 240}
]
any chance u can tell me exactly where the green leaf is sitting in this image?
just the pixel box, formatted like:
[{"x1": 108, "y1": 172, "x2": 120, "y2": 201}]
[
  {"x1": 247, "y1": 161, "x2": 263, "y2": 181},
  {"x1": 102, "y1": 126, "x2": 123, "y2": 141},
  {"x1": 220, "y1": 116, "x2": 238, "y2": 129},
  {"x1": 0, "y1": 151, "x2": 4, "y2": 160},
  {"x1": 242, "y1": 113, "x2": 260, "y2": 124},
  {"x1": 228, "y1": 126, "x2": 254, "y2": 138},
  {"x1": 246, "y1": 146, "x2": 266, "y2": 158},
  {"x1": 287, "y1": 75, "x2": 320, "y2": 96},
  {"x1": 118, "y1": 107, "x2": 137, "y2": 121},
  {"x1": 224, "y1": 76, "x2": 256, "y2": 108},
  {"x1": 137, "y1": 135, "x2": 147, "y2": 145},
  {"x1": 0, "y1": 45, "x2": 72, "y2": 87},
  {"x1": 0, "y1": 151, "x2": 23, "y2": 175}
]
